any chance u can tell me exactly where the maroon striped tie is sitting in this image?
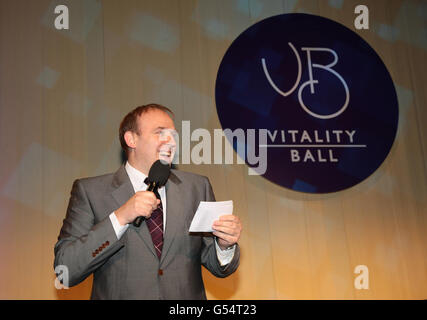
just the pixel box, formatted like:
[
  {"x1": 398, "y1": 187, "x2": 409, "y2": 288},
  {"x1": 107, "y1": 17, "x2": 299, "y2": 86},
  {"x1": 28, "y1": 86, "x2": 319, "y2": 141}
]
[{"x1": 144, "y1": 180, "x2": 164, "y2": 259}]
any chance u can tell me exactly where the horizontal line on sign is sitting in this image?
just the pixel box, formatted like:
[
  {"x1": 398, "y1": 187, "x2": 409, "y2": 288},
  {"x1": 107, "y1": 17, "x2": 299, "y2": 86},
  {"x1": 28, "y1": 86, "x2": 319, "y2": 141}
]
[{"x1": 259, "y1": 144, "x2": 368, "y2": 148}]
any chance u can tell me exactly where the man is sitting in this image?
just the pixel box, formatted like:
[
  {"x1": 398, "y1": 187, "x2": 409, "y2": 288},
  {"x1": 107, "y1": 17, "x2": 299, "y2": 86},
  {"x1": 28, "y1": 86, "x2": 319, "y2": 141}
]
[{"x1": 54, "y1": 104, "x2": 242, "y2": 299}]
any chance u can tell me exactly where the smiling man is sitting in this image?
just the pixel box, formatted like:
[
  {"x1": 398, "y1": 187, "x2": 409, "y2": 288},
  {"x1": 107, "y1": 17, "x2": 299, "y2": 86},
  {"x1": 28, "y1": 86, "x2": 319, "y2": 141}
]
[{"x1": 54, "y1": 104, "x2": 241, "y2": 299}]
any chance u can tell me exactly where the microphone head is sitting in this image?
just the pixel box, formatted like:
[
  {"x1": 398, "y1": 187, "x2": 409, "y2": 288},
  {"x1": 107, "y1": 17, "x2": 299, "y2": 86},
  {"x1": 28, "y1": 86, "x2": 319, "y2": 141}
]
[{"x1": 148, "y1": 159, "x2": 170, "y2": 187}]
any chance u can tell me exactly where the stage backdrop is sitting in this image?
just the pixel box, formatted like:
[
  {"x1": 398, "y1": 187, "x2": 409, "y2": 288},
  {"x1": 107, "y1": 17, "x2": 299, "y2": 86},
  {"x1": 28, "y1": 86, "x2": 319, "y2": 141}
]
[{"x1": 0, "y1": 0, "x2": 426, "y2": 299}]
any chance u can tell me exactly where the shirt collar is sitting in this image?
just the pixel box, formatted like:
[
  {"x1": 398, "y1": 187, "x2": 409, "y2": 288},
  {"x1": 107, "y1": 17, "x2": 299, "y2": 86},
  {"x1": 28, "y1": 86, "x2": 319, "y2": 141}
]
[
  {"x1": 125, "y1": 161, "x2": 166, "y2": 193},
  {"x1": 125, "y1": 161, "x2": 148, "y2": 192}
]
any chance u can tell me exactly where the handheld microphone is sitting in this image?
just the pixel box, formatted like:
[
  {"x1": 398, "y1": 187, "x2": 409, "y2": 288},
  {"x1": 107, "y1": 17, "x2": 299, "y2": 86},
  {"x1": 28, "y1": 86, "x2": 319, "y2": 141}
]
[{"x1": 133, "y1": 160, "x2": 170, "y2": 227}]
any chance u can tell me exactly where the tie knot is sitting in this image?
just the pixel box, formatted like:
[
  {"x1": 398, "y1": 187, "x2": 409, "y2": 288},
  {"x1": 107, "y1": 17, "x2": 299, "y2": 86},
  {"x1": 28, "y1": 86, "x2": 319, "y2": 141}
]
[{"x1": 144, "y1": 177, "x2": 150, "y2": 185}]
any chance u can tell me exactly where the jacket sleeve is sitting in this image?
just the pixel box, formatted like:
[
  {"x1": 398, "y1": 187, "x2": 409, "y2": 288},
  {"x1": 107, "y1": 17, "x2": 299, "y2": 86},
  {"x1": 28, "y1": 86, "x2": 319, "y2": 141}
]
[
  {"x1": 200, "y1": 177, "x2": 240, "y2": 278},
  {"x1": 53, "y1": 179, "x2": 124, "y2": 287}
]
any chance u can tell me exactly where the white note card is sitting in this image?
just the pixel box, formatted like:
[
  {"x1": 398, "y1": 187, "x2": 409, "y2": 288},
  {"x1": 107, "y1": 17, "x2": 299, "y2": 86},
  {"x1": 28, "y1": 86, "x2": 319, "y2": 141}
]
[{"x1": 189, "y1": 200, "x2": 233, "y2": 232}]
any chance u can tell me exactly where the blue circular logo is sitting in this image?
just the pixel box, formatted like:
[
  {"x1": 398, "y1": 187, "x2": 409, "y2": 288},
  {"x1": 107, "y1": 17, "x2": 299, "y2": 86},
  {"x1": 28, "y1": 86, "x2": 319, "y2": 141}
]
[{"x1": 215, "y1": 13, "x2": 399, "y2": 193}]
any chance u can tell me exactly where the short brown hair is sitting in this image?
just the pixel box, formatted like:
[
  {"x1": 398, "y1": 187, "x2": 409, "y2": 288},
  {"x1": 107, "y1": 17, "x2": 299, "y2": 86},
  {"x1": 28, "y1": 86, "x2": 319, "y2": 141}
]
[{"x1": 119, "y1": 103, "x2": 174, "y2": 155}]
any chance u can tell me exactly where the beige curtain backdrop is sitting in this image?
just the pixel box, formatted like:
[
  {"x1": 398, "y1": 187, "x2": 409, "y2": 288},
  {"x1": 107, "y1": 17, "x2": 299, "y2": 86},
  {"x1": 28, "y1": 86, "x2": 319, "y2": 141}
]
[{"x1": 0, "y1": 0, "x2": 425, "y2": 299}]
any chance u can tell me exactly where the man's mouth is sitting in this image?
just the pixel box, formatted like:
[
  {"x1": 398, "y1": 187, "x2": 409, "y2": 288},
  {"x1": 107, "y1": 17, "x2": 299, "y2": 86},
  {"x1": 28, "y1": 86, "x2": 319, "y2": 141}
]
[
  {"x1": 158, "y1": 148, "x2": 175, "y2": 164},
  {"x1": 159, "y1": 150, "x2": 172, "y2": 158}
]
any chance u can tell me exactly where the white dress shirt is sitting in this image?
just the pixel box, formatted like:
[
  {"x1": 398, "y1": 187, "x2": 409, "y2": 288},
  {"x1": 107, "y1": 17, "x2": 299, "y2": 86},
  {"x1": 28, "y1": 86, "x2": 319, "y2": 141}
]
[{"x1": 109, "y1": 162, "x2": 235, "y2": 266}]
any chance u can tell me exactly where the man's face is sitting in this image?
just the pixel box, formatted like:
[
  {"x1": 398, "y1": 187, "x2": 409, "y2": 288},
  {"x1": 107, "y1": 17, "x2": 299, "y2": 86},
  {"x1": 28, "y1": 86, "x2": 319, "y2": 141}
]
[{"x1": 131, "y1": 109, "x2": 177, "y2": 173}]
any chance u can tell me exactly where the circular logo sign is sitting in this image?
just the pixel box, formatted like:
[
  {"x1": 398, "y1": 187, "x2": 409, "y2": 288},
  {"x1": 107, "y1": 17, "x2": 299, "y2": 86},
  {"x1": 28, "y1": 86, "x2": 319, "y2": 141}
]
[{"x1": 215, "y1": 13, "x2": 399, "y2": 193}]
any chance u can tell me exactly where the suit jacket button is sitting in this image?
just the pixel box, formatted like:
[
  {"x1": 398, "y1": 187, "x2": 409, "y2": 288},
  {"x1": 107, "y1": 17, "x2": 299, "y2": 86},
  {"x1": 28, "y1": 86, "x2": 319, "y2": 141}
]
[
  {"x1": 92, "y1": 252, "x2": 96, "y2": 257},
  {"x1": 158, "y1": 269, "x2": 163, "y2": 276},
  {"x1": 105, "y1": 241, "x2": 110, "y2": 246}
]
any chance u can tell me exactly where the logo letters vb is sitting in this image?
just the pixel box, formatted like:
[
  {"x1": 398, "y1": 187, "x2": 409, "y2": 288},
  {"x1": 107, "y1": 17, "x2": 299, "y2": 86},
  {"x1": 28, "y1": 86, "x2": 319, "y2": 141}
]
[{"x1": 262, "y1": 42, "x2": 350, "y2": 119}]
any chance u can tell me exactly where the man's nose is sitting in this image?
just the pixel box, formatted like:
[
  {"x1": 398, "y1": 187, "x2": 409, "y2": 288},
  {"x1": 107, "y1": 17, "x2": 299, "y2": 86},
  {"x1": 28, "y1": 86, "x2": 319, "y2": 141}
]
[
  {"x1": 160, "y1": 135, "x2": 175, "y2": 146},
  {"x1": 160, "y1": 129, "x2": 177, "y2": 146},
  {"x1": 159, "y1": 135, "x2": 171, "y2": 144}
]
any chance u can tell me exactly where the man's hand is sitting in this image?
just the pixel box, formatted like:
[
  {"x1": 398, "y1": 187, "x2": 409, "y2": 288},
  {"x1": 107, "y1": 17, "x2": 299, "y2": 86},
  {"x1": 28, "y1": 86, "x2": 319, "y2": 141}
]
[
  {"x1": 212, "y1": 215, "x2": 242, "y2": 250},
  {"x1": 115, "y1": 191, "x2": 160, "y2": 225}
]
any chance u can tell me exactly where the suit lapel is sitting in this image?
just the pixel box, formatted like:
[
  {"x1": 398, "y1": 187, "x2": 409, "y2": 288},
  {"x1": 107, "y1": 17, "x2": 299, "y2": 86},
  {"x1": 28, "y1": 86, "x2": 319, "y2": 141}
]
[
  {"x1": 110, "y1": 165, "x2": 157, "y2": 258},
  {"x1": 160, "y1": 171, "x2": 182, "y2": 264},
  {"x1": 111, "y1": 166, "x2": 134, "y2": 207}
]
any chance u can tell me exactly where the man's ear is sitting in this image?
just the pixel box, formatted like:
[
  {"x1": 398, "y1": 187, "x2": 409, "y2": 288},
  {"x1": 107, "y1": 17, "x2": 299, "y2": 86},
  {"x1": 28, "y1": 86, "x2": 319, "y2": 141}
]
[{"x1": 124, "y1": 131, "x2": 136, "y2": 149}]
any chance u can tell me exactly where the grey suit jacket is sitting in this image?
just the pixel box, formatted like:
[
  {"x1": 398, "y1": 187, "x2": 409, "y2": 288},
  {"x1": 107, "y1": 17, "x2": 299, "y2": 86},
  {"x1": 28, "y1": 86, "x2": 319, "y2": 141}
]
[{"x1": 54, "y1": 165, "x2": 240, "y2": 299}]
